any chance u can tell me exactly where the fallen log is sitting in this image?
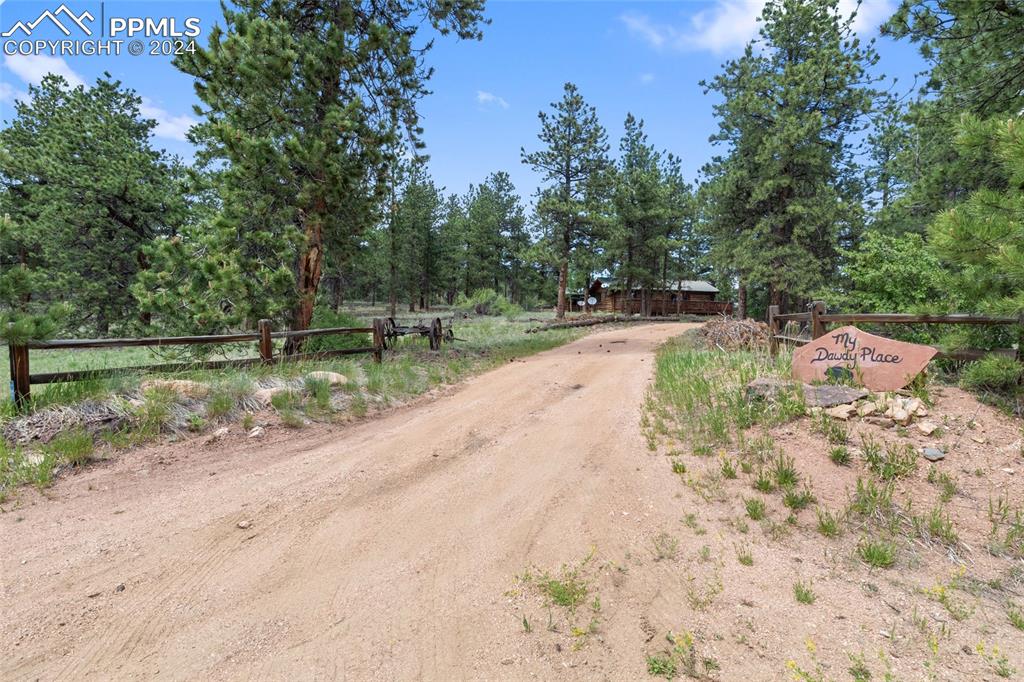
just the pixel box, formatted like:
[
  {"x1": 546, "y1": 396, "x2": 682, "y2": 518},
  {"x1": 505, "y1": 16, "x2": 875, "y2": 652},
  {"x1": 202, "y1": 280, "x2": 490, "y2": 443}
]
[{"x1": 524, "y1": 315, "x2": 707, "y2": 333}]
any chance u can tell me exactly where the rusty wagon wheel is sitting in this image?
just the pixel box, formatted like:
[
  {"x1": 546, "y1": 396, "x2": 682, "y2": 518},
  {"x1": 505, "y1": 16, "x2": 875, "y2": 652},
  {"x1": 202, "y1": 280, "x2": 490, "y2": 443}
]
[
  {"x1": 382, "y1": 317, "x2": 397, "y2": 349},
  {"x1": 429, "y1": 318, "x2": 442, "y2": 351}
]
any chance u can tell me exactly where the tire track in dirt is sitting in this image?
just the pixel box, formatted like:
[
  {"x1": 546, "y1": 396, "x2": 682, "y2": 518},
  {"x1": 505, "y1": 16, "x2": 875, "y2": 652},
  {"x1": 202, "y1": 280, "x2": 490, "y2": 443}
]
[{"x1": 1, "y1": 323, "x2": 697, "y2": 681}]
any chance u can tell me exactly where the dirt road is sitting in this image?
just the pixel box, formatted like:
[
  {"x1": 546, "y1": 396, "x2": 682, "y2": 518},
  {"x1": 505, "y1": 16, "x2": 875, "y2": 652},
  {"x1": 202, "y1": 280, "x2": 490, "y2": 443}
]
[{"x1": 1, "y1": 323, "x2": 697, "y2": 681}]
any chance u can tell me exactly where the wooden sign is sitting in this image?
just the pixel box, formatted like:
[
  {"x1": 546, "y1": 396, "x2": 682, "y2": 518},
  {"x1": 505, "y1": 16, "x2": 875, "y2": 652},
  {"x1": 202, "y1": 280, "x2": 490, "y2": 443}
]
[{"x1": 792, "y1": 326, "x2": 937, "y2": 391}]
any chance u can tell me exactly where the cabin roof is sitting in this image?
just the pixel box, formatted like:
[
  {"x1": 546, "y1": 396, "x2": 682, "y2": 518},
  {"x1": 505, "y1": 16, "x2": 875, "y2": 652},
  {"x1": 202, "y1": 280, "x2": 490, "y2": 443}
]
[{"x1": 593, "y1": 278, "x2": 719, "y2": 294}]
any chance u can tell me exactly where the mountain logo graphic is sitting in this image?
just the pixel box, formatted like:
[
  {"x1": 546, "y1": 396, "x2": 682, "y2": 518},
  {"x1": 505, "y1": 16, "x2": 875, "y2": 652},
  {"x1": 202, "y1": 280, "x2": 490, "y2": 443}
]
[{"x1": 2, "y1": 4, "x2": 95, "y2": 38}]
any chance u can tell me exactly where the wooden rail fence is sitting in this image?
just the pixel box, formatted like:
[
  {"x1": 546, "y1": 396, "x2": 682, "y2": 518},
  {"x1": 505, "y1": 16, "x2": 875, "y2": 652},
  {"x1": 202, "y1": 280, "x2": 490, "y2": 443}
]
[
  {"x1": 767, "y1": 301, "x2": 1024, "y2": 363},
  {"x1": 6, "y1": 318, "x2": 390, "y2": 410}
]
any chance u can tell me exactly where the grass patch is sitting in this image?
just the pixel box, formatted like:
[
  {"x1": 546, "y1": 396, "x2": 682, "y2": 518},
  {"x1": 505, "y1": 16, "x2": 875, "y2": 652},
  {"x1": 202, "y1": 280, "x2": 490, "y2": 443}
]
[
  {"x1": 927, "y1": 466, "x2": 958, "y2": 503},
  {"x1": 782, "y1": 483, "x2": 816, "y2": 512},
  {"x1": 652, "y1": 532, "x2": 680, "y2": 561},
  {"x1": 815, "y1": 507, "x2": 842, "y2": 538},
  {"x1": 744, "y1": 496, "x2": 767, "y2": 521},
  {"x1": 912, "y1": 505, "x2": 959, "y2": 547},
  {"x1": 648, "y1": 339, "x2": 803, "y2": 449},
  {"x1": 848, "y1": 477, "x2": 895, "y2": 519},
  {"x1": 41, "y1": 428, "x2": 94, "y2": 466},
  {"x1": 865, "y1": 441, "x2": 917, "y2": 481},
  {"x1": 828, "y1": 445, "x2": 850, "y2": 466},
  {"x1": 814, "y1": 412, "x2": 847, "y2": 445},
  {"x1": 1007, "y1": 603, "x2": 1024, "y2": 631},
  {"x1": 771, "y1": 453, "x2": 799, "y2": 488},
  {"x1": 858, "y1": 538, "x2": 898, "y2": 568},
  {"x1": 648, "y1": 630, "x2": 719, "y2": 680},
  {"x1": 793, "y1": 580, "x2": 817, "y2": 605}
]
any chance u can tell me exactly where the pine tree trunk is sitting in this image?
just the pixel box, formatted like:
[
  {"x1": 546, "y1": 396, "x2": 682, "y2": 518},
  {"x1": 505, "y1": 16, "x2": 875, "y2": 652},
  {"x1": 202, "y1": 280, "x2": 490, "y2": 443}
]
[
  {"x1": 556, "y1": 259, "x2": 568, "y2": 319},
  {"x1": 738, "y1": 280, "x2": 748, "y2": 319},
  {"x1": 284, "y1": 214, "x2": 323, "y2": 354}
]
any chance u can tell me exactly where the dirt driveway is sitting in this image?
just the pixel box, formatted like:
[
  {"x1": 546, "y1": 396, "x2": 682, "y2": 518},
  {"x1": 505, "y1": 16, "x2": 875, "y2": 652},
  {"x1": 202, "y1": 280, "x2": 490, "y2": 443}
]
[{"x1": 1, "y1": 323, "x2": 697, "y2": 681}]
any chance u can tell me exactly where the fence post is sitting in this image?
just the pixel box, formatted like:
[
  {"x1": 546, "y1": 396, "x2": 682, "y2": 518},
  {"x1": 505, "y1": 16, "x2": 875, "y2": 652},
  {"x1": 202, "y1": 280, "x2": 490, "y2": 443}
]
[
  {"x1": 1017, "y1": 313, "x2": 1024, "y2": 365},
  {"x1": 767, "y1": 305, "x2": 780, "y2": 357},
  {"x1": 372, "y1": 318, "x2": 384, "y2": 363},
  {"x1": 810, "y1": 300, "x2": 827, "y2": 339},
  {"x1": 258, "y1": 319, "x2": 273, "y2": 363},
  {"x1": 9, "y1": 342, "x2": 30, "y2": 410}
]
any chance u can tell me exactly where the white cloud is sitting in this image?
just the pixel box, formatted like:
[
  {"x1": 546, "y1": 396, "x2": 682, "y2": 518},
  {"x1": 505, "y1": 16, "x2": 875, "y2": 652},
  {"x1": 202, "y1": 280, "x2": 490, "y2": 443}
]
[
  {"x1": 640, "y1": 73, "x2": 656, "y2": 85},
  {"x1": 0, "y1": 81, "x2": 28, "y2": 105},
  {"x1": 621, "y1": 13, "x2": 673, "y2": 50},
  {"x1": 476, "y1": 90, "x2": 509, "y2": 110},
  {"x1": 622, "y1": 0, "x2": 894, "y2": 55},
  {"x1": 140, "y1": 98, "x2": 196, "y2": 141},
  {"x1": 3, "y1": 53, "x2": 85, "y2": 88}
]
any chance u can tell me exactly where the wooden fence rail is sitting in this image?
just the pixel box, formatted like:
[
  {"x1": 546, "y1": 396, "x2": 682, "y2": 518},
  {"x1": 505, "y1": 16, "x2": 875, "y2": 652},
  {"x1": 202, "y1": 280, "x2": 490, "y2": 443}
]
[
  {"x1": 767, "y1": 301, "x2": 1024, "y2": 363},
  {"x1": 6, "y1": 318, "x2": 388, "y2": 410}
]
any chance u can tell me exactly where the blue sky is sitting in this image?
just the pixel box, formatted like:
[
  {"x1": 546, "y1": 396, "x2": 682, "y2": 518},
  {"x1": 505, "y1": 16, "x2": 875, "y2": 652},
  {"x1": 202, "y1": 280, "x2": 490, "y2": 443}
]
[{"x1": 1, "y1": 0, "x2": 925, "y2": 201}]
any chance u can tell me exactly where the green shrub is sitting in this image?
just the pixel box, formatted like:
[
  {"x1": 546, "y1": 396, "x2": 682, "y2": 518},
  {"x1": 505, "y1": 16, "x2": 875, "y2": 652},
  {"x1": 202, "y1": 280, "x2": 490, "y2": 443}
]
[
  {"x1": 960, "y1": 356, "x2": 1024, "y2": 392},
  {"x1": 455, "y1": 288, "x2": 522, "y2": 318},
  {"x1": 304, "y1": 307, "x2": 369, "y2": 353}
]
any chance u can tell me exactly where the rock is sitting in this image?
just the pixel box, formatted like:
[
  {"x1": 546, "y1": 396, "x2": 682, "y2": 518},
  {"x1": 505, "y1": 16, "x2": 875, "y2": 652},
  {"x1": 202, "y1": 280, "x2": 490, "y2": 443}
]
[
  {"x1": 864, "y1": 416, "x2": 894, "y2": 428},
  {"x1": 826, "y1": 404, "x2": 858, "y2": 421},
  {"x1": 914, "y1": 406, "x2": 929, "y2": 417},
  {"x1": 306, "y1": 371, "x2": 347, "y2": 386},
  {"x1": 115, "y1": 583, "x2": 125, "y2": 593},
  {"x1": 247, "y1": 426, "x2": 265, "y2": 439},
  {"x1": 140, "y1": 379, "x2": 209, "y2": 399},
  {"x1": 922, "y1": 447, "x2": 945, "y2": 462},
  {"x1": 916, "y1": 421, "x2": 939, "y2": 436},
  {"x1": 891, "y1": 408, "x2": 912, "y2": 426},
  {"x1": 205, "y1": 426, "x2": 230, "y2": 443},
  {"x1": 970, "y1": 435, "x2": 987, "y2": 444},
  {"x1": 905, "y1": 398, "x2": 922, "y2": 415},
  {"x1": 237, "y1": 520, "x2": 252, "y2": 530},
  {"x1": 803, "y1": 384, "x2": 869, "y2": 408},
  {"x1": 746, "y1": 377, "x2": 796, "y2": 402},
  {"x1": 857, "y1": 402, "x2": 878, "y2": 417},
  {"x1": 253, "y1": 386, "x2": 290, "y2": 406}
]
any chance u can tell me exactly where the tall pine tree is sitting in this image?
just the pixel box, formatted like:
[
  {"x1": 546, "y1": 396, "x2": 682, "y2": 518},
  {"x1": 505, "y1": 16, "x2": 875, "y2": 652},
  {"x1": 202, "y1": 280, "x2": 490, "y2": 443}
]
[
  {"x1": 522, "y1": 83, "x2": 610, "y2": 318},
  {"x1": 700, "y1": 0, "x2": 880, "y2": 315},
  {"x1": 159, "y1": 0, "x2": 484, "y2": 347},
  {"x1": 1, "y1": 74, "x2": 185, "y2": 335}
]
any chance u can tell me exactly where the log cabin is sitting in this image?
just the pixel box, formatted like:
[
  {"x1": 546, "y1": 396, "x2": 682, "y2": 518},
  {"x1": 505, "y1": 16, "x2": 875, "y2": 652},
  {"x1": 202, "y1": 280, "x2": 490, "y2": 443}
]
[{"x1": 572, "y1": 278, "x2": 732, "y2": 316}]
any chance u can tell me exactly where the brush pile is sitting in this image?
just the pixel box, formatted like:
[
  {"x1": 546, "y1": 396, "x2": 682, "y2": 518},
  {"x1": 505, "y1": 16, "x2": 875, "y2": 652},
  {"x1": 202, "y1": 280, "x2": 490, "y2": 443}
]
[
  {"x1": 2, "y1": 400, "x2": 133, "y2": 445},
  {"x1": 697, "y1": 317, "x2": 770, "y2": 351}
]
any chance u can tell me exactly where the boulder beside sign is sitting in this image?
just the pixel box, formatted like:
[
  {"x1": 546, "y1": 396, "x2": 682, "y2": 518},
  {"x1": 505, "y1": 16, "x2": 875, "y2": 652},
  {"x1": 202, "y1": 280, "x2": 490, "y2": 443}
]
[{"x1": 792, "y1": 325, "x2": 937, "y2": 391}]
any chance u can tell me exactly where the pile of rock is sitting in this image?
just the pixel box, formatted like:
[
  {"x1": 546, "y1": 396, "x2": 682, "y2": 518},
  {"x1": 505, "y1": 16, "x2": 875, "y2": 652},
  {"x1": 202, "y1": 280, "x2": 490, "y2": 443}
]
[
  {"x1": 821, "y1": 392, "x2": 939, "y2": 435},
  {"x1": 746, "y1": 377, "x2": 940, "y2": 435}
]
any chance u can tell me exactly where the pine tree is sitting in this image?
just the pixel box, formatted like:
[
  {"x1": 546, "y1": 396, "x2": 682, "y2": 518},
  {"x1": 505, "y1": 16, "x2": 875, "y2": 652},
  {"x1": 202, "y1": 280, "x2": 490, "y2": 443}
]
[
  {"x1": 522, "y1": 83, "x2": 610, "y2": 318},
  {"x1": 167, "y1": 0, "x2": 484, "y2": 347},
  {"x1": 1, "y1": 74, "x2": 184, "y2": 335},
  {"x1": 876, "y1": 1, "x2": 1024, "y2": 233},
  {"x1": 928, "y1": 116, "x2": 1024, "y2": 316},
  {"x1": 608, "y1": 114, "x2": 668, "y2": 315},
  {"x1": 700, "y1": 0, "x2": 880, "y2": 315},
  {"x1": 394, "y1": 164, "x2": 443, "y2": 311}
]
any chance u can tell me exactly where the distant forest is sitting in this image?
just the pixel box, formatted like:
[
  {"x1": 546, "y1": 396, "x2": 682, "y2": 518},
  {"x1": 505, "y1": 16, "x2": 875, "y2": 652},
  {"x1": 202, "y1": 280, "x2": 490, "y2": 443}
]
[{"x1": 1, "y1": 0, "x2": 1021, "y2": 344}]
